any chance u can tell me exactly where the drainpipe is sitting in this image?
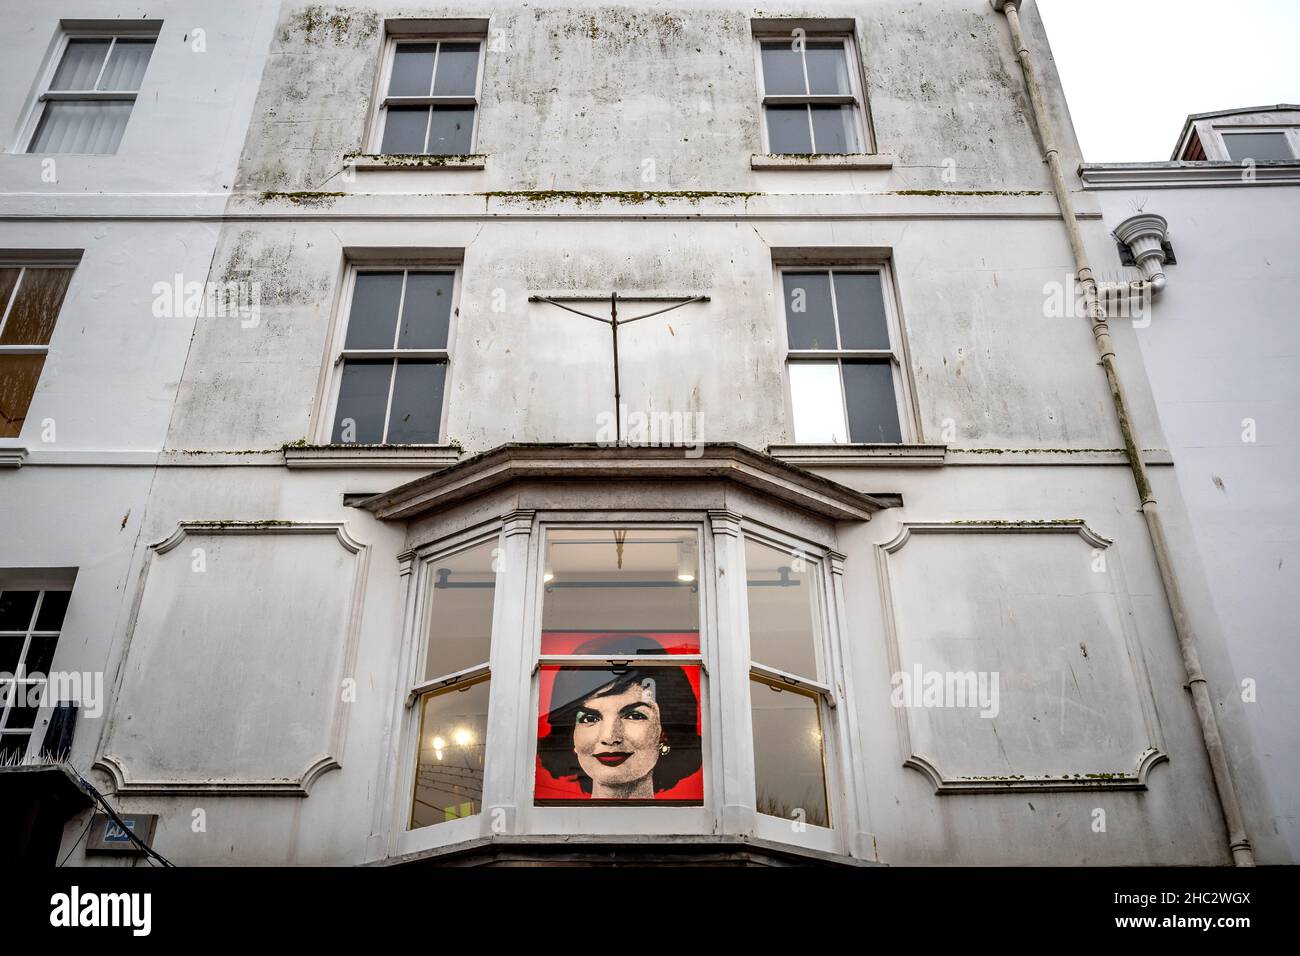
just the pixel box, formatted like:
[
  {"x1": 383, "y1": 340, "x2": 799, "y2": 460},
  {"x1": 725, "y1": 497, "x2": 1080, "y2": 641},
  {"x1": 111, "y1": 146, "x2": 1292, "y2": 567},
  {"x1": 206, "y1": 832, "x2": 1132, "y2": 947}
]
[{"x1": 990, "y1": 0, "x2": 1255, "y2": 866}]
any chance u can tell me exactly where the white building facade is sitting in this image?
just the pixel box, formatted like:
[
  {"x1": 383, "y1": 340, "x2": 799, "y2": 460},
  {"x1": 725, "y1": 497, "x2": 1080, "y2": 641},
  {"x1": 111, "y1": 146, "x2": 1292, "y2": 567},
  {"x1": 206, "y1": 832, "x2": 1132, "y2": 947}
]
[{"x1": 0, "y1": 1, "x2": 1289, "y2": 866}]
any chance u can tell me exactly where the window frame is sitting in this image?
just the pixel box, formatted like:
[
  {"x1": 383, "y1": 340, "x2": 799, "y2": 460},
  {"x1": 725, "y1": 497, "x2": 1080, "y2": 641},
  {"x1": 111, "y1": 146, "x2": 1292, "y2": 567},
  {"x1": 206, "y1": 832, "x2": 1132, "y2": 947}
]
[
  {"x1": 1214, "y1": 125, "x2": 1300, "y2": 163},
  {"x1": 776, "y1": 261, "x2": 917, "y2": 444},
  {"x1": 318, "y1": 261, "x2": 461, "y2": 446},
  {"x1": 19, "y1": 27, "x2": 158, "y2": 155},
  {"x1": 523, "y1": 519, "x2": 716, "y2": 830},
  {"x1": 368, "y1": 33, "x2": 487, "y2": 156},
  {"x1": 751, "y1": 28, "x2": 873, "y2": 155},
  {"x1": 0, "y1": 587, "x2": 72, "y2": 762},
  {"x1": 737, "y1": 523, "x2": 848, "y2": 849},
  {"x1": 393, "y1": 525, "x2": 506, "y2": 849},
  {"x1": 0, "y1": 259, "x2": 78, "y2": 440}
]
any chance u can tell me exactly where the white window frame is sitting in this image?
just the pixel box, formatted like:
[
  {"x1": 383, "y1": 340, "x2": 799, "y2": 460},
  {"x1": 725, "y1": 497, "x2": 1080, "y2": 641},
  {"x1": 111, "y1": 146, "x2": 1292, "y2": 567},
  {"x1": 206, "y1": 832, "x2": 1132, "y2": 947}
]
[
  {"x1": 522, "y1": 519, "x2": 716, "y2": 836},
  {"x1": 1214, "y1": 125, "x2": 1300, "y2": 163},
  {"x1": 380, "y1": 509, "x2": 861, "y2": 861},
  {"x1": 18, "y1": 27, "x2": 159, "y2": 154},
  {"x1": 367, "y1": 34, "x2": 487, "y2": 155},
  {"x1": 737, "y1": 522, "x2": 852, "y2": 855},
  {"x1": 0, "y1": 587, "x2": 72, "y2": 762},
  {"x1": 751, "y1": 28, "x2": 872, "y2": 155},
  {"x1": 777, "y1": 261, "x2": 917, "y2": 444},
  {"x1": 317, "y1": 262, "x2": 460, "y2": 445},
  {"x1": 0, "y1": 260, "x2": 77, "y2": 440}
]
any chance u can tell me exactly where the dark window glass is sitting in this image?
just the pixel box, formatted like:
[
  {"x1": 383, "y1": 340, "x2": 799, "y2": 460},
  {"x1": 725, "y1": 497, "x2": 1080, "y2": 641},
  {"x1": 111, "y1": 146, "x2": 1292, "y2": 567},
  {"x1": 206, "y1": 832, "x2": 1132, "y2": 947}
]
[
  {"x1": 344, "y1": 272, "x2": 403, "y2": 349},
  {"x1": 0, "y1": 592, "x2": 38, "y2": 631},
  {"x1": 397, "y1": 272, "x2": 454, "y2": 349},
  {"x1": 0, "y1": 354, "x2": 47, "y2": 438},
  {"x1": 381, "y1": 106, "x2": 429, "y2": 154},
  {"x1": 34, "y1": 591, "x2": 71, "y2": 631},
  {"x1": 331, "y1": 360, "x2": 391, "y2": 444},
  {"x1": 411, "y1": 679, "x2": 490, "y2": 829},
  {"x1": 760, "y1": 41, "x2": 805, "y2": 94},
  {"x1": 389, "y1": 43, "x2": 436, "y2": 96},
  {"x1": 842, "y1": 360, "x2": 901, "y2": 443},
  {"x1": 804, "y1": 41, "x2": 850, "y2": 95},
  {"x1": 1222, "y1": 131, "x2": 1293, "y2": 162},
  {"x1": 766, "y1": 105, "x2": 812, "y2": 153},
  {"x1": 0, "y1": 734, "x2": 30, "y2": 761},
  {"x1": 433, "y1": 43, "x2": 480, "y2": 96},
  {"x1": 427, "y1": 107, "x2": 475, "y2": 154},
  {"x1": 0, "y1": 637, "x2": 22, "y2": 674},
  {"x1": 783, "y1": 272, "x2": 836, "y2": 350},
  {"x1": 810, "y1": 104, "x2": 856, "y2": 153},
  {"x1": 751, "y1": 678, "x2": 830, "y2": 827},
  {"x1": 0, "y1": 269, "x2": 19, "y2": 314},
  {"x1": 386, "y1": 360, "x2": 445, "y2": 444},
  {"x1": 833, "y1": 272, "x2": 889, "y2": 350},
  {"x1": 25, "y1": 635, "x2": 59, "y2": 675},
  {"x1": 5, "y1": 692, "x2": 41, "y2": 729}
]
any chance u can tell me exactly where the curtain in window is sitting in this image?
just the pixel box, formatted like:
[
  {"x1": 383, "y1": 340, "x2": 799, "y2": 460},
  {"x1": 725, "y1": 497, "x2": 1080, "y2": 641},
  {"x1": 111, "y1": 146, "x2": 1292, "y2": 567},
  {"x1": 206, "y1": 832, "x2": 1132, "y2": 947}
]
[{"x1": 30, "y1": 101, "x2": 132, "y2": 153}]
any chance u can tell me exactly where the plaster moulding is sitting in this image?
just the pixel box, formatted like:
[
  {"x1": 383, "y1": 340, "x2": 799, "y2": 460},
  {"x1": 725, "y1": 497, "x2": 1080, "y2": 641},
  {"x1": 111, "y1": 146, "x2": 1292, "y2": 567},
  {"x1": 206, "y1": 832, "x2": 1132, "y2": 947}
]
[
  {"x1": 96, "y1": 521, "x2": 369, "y2": 797},
  {"x1": 875, "y1": 520, "x2": 1169, "y2": 794}
]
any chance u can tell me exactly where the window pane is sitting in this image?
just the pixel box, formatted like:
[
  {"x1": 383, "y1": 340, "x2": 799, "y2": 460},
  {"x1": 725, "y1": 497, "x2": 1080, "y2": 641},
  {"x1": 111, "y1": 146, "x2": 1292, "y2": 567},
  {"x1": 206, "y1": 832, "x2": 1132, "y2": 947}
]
[
  {"x1": 805, "y1": 40, "x2": 851, "y2": 95},
  {"x1": 536, "y1": 662, "x2": 703, "y2": 804},
  {"x1": 34, "y1": 591, "x2": 71, "y2": 631},
  {"x1": 751, "y1": 678, "x2": 829, "y2": 827},
  {"x1": 426, "y1": 107, "x2": 475, "y2": 154},
  {"x1": 344, "y1": 272, "x2": 403, "y2": 349},
  {"x1": 397, "y1": 272, "x2": 453, "y2": 349},
  {"x1": 842, "y1": 359, "x2": 902, "y2": 443},
  {"x1": 765, "y1": 105, "x2": 813, "y2": 153},
  {"x1": 30, "y1": 101, "x2": 131, "y2": 154},
  {"x1": 745, "y1": 538, "x2": 819, "y2": 678},
  {"x1": 330, "y1": 359, "x2": 391, "y2": 444},
  {"x1": 0, "y1": 638, "x2": 22, "y2": 674},
  {"x1": 789, "y1": 362, "x2": 848, "y2": 443},
  {"x1": 424, "y1": 541, "x2": 497, "y2": 680},
  {"x1": 0, "y1": 269, "x2": 73, "y2": 346},
  {"x1": 0, "y1": 592, "x2": 38, "y2": 632},
  {"x1": 386, "y1": 360, "x2": 445, "y2": 444},
  {"x1": 5, "y1": 691, "x2": 41, "y2": 729},
  {"x1": 0, "y1": 354, "x2": 46, "y2": 439},
  {"x1": 759, "y1": 41, "x2": 805, "y2": 94},
  {"x1": 25, "y1": 635, "x2": 58, "y2": 675},
  {"x1": 411, "y1": 680, "x2": 490, "y2": 829},
  {"x1": 832, "y1": 272, "x2": 889, "y2": 350},
  {"x1": 783, "y1": 271, "x2": 836, "y2": 349},
  {"x1": 541, "y1": 529, "x2": 700, "y2": 643},
  {"x1": 388, "y1": 42, "x2": 436, "y2": 96},
  {"x1": 97, "y1": 39, "x2": 154, "y2": 91},
  {"x1": 0, "y1": 269, "x2": 20, "y2": 314},
  {"x1": 810, "y1": 104, "x2": 858, "y2": 153},
  {"x1": 50, "y1": 39, "x2": 110, "y2": 90},
  {"x1": 380, "y1": 105, "x2": 429, "y2": 154},
  {"x1": 1222, "y1": 131, "x2": 1293, "y2": 162},
  {"x1": 433, "y1": 42, "x2": 480, "y2": 96}
]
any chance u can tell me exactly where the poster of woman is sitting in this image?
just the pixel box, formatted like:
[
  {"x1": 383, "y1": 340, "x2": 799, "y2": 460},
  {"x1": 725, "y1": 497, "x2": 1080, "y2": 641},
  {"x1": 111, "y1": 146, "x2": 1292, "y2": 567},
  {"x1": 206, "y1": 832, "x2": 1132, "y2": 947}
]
[{"x1": 535, "y1": 633, "x2": 703, "y2": 804}]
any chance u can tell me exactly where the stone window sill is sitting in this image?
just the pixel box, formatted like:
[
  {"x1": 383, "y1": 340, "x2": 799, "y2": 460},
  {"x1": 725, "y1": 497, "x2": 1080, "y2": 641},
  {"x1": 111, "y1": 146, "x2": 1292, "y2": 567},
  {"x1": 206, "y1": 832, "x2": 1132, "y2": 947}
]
[
  {"x1": 768, "y1": 443, "x2": 946, "y2": 466},
  {"x1": 284, "y1": 443, "x2": 462, "y2": 469},
  {"x1": 348, "y1": 154, "x2": 487, "y2": 171},
  {"x1": 751, "y1": 153, "x2": 894, "y2": 170}
]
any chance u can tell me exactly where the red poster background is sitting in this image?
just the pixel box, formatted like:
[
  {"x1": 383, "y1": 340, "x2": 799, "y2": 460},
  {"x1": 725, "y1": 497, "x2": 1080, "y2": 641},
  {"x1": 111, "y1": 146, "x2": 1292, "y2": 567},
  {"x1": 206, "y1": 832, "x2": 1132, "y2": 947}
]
[{"x1": 535, "y1": 631, "x2": 703, "y2": 803}]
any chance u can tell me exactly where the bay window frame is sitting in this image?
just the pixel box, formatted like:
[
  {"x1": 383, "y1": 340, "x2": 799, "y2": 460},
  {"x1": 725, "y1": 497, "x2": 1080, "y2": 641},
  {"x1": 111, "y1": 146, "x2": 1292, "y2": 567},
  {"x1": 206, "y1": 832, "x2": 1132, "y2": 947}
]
[{"x1": 380, "y1": 507, "x2": 861, "y2": 861}]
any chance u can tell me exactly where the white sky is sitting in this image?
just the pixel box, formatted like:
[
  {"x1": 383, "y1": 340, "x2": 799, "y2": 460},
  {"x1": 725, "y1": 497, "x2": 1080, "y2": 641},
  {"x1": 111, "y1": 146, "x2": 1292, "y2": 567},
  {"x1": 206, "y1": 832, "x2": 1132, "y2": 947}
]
[{"x1": 1036, "y1": 0, "x2": 1300, "y2": 162}]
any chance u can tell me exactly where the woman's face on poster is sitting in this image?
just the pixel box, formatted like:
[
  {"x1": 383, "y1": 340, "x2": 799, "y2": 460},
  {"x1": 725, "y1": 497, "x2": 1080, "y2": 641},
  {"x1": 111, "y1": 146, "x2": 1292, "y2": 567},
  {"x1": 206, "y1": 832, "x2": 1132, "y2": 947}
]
[{"x1": 572, "y1": 677, "x2": 663, "y2": 793}]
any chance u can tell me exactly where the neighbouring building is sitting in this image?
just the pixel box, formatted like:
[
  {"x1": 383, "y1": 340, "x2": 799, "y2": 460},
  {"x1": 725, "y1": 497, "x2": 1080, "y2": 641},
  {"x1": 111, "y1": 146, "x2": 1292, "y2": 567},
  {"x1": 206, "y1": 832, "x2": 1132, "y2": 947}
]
[
  {"x1": 0, "y1": 1, "x2": 1291, "y2": 866},
  {"x1": 1082, "y1": 105, "x2": 1300, "y2": 863}
]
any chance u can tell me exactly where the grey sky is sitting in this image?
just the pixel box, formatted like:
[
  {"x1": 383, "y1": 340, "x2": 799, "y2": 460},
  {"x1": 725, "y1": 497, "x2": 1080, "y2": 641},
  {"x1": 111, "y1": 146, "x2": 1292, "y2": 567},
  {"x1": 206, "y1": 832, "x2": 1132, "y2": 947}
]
[{"x1": 1036, "y1": 0, "x2": 1300, "y2": 162}]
